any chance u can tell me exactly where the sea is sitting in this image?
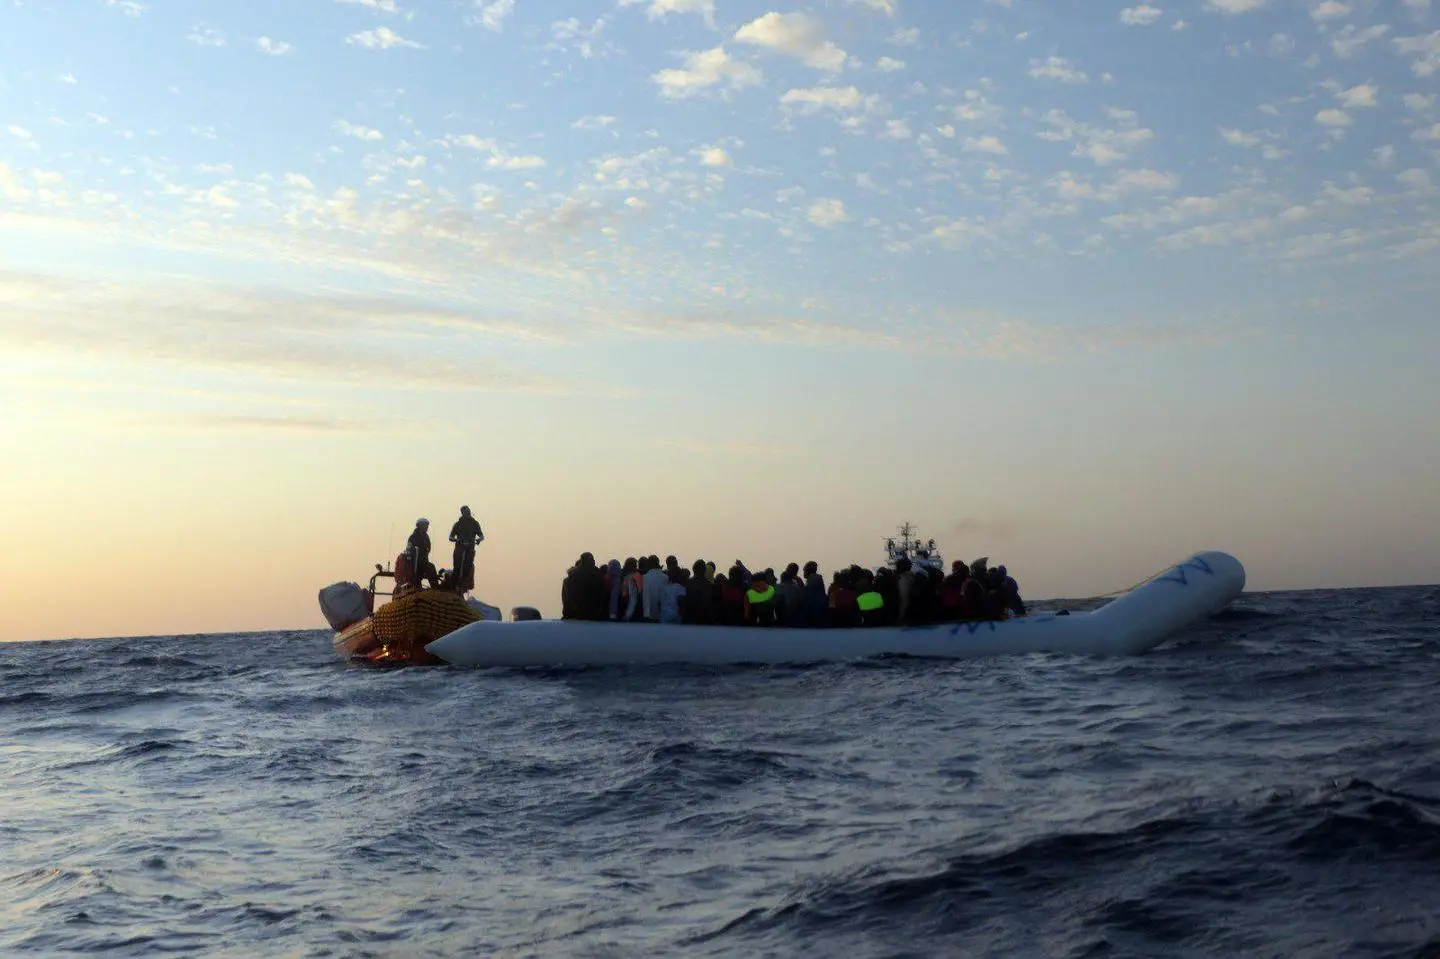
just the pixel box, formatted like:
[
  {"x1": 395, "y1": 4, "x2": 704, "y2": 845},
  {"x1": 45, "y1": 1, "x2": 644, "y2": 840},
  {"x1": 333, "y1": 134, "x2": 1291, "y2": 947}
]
[{"x1": 4, "y1": 586, "x2": 1440, "y2": 958}]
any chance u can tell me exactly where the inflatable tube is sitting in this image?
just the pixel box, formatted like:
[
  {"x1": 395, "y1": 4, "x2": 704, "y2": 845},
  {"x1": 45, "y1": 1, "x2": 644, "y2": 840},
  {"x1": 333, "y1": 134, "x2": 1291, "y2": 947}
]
[{"x1": 425, "y1": 551, "x2": 1245, "y2": 668}]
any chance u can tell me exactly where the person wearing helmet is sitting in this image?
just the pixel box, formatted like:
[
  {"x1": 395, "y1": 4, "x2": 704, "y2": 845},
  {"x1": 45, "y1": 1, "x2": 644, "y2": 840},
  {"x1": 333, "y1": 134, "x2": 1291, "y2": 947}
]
[
  {"x1": 449, "y1": 506, "x2": 484, "y2": 593},
  {"x1": 406, "y1": 518, "x2": 440, "y2": 590}
]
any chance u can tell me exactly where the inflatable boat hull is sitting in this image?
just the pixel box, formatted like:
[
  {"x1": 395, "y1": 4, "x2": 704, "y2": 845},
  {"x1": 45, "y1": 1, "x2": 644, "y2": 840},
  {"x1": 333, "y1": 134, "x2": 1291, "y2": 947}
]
[{"x1": 426, "y1": 551, "x2": 1245, "y2": 668}]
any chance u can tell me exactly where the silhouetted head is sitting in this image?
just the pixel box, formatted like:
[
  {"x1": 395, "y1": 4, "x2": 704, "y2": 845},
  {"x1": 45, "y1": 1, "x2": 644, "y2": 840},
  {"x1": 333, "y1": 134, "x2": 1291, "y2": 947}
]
[
  {"x1": 623, "y1": 557, "x2": 638, "y2": 574},
  {"x1": 804, "y1": 560, "x2": 818, "y2": 577},
  {"x1": 895, "y1": 558, "x2": 912, "y2": 574},
  {"x1": 415, "y1": 518, "x2": 429, "y2": 528},
  {"x1": 460, "y1": 506, "x2": 471, "y2": 517},
  {"x1": 580, "y1": 552, "x2": 596, "y2": 568}
]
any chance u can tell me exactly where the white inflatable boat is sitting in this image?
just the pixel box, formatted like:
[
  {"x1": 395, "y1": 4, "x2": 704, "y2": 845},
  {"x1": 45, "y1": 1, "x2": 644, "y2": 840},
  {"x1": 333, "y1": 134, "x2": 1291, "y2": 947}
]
[{"x1": 424, "y1": 551, "x2": 1245, "y2": 668}]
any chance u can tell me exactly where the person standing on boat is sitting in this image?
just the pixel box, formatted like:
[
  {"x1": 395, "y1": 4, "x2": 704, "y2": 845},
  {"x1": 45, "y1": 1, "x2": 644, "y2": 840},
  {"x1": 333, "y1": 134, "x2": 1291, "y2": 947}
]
[
  {"x1": 406, "y1": 518, "x2": 440, "y2": 590},
  {"x1": 448, "y1": 506, "x2": 484, "y2": 593}
]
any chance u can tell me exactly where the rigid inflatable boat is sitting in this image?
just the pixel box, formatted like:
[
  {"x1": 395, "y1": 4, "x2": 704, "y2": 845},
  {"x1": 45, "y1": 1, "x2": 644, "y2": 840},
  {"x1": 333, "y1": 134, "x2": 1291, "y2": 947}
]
[
  {"x1": 319, "y1": 563, "x2": 500, "y2": 665},
  {"x1": 426, "y1": 550, "x2": 1245, "y2": 668}
]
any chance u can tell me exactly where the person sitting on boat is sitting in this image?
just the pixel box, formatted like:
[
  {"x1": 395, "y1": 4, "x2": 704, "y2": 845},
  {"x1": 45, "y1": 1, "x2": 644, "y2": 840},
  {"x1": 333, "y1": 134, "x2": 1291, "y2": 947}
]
[
  {"x1": 745, "y1": 572, "x2": 777, "y2": 627},
  {"x1": 606, "y1": 559, "x2": 623, "y2": 620},
  {"x1": 661, "y1": 568, "x2": 688, "y2": 624},
  {"x1": 562, "y1": 553, "x2": 608, "y2": 620},
  {"x1": 405, "y1": 518, "x2": 440, "y2": 590},
  {"x1": 775, "y1": 566, "x2": 806, "y2": 627},
  {"x1": 828, "y1": 568, "x2": 859, "y2": 628},
  {"x1": 641, "y1": 555, "x2": 668, "y2": 623},
  {"x1": 685, "y1": 559, "x2": 716, "y2": 624},
  {"x1": 855, "y1": 571, "x2": 885, "y2": 627},
  {"x1": 719, "y1": 566, "x2": 748, "y2": 625},
  {"x1": 996, "y1": 564, "x2": 1027, "y2": 617},
  {"x1": 938, "y1": 560, "x2": 970, "y2": 621},
  {"x1": 895, "y1": 558, "x2": 922, "y2": 626},
  {"x1": 448, "y1": 506, "x2": 484, "y2": 593},
  {"x1": 803, "y1": 561, "x2": 828, "y2": 628},
  {"x1": 620, "y1": 557, "x2": 643, "y2": 622}
]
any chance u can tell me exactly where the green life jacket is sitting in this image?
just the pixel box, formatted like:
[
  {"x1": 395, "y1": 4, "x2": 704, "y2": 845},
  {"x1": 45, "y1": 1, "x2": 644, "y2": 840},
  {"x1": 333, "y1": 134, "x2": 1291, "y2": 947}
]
[
  {"x1": 856, "y1": 590, "x2": 884, "y2": 612},
  {"x1": 746, "y1": 585, "x2": 775, "y2": 605}
]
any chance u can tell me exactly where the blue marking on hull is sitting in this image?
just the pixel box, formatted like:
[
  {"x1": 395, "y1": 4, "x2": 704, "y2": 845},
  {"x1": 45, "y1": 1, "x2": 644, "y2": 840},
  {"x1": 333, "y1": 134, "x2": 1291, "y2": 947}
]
[{"x1": 1154, "y1": 555, "x2": 1215, "y2": 587}]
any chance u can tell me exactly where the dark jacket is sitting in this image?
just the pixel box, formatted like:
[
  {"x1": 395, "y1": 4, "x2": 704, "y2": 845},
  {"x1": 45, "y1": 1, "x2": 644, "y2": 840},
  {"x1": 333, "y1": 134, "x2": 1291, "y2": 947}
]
[
  {"x1": 450, "y1": 515, "x2": 483, "y2": 544},
  {"x1": 562, "y1": 560, "x2": 608, "y2": 620},
  {"x1": 407, "y1": 528, "x2": 432, "y2": 566}
]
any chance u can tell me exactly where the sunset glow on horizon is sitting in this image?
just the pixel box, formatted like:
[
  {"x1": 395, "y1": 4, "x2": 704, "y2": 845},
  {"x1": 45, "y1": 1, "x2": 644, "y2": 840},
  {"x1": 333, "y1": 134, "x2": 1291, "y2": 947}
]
[{"x1": 3, "y1": 0, "x2": 1439, "y2": 643}]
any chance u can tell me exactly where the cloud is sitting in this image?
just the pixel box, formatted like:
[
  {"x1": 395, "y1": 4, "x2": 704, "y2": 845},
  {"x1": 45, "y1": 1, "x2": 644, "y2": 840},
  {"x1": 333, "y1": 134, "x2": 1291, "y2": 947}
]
[
  {"x1": 1310, "y1": 0, "x2": 1350, "y2": 20},
  {"x1": 0, "y1": 275, "x2": 591, "y2": 396},
  {"x1": 1315, "y1": 108, "x2": 1353, "y2": 126},
  {"x1": 618, "y1": 0, "x2": 715, "y2": 28},
  {"x1": 876, "y1": 57, "x2": 906, "y2": 72},
  {"x1": 1335, "y1": 83, "x2": 1378, "y2": 108},
  {"x1": 1114, "y1": 168, "x2": 1179, "y2": 191},
  {"x1": 1404, "y1": 92, "x2": 1436, "y2": 110},
  {"x1": 699, "y1": 146, "x2": 732, "y2": 166},
  {"x1": 284, "y1": 173, "x2": 315, "y2": 189},
  {"x1": 1394, "y1": 31, "x2": 1440, "y2": 76},
  {"x1": 652, "y1": 46, "x2": 762, "y2": 99},
  {"x1": 8, "y1": 125, "x2": 33, "y2": 141},
  {"x1": 487, "y1": 152, "x2": 546, "y2": 170},
  {"x1": 1028, "y1": 56, "x2": 1089, "y2": 84},
  {"x1": 1205, "y1": 0, "x2": 1266, "y2": 11},
  {"x1": 337, "y1": 0, "x2": 401, "y2": 11},
  {"x1": 572, "y1": 115, "x2": 617, "y2": 131},
  {"x1": 333, "y1": 119, "x2": 384, "y2": 140},
  {"x1": 1397, "y1": 168, "x2": 1434, "y2": 192},
  {"x1": 1120, "y1": 5, "x2": 1164, "y2": 25},
  {"x1": 256, "y1": 37, "x2": 294, "y2": 56},
  {"x1": 188, "y1": 25, "x2": 227, "y2": 47},
  {"x1": 780, "y1": 85, "x2": 866, "y2": 111},
  {"x1": 345, "y1": 27, "x2": 424, "y2": 49},
  {"x1": 1039, "y1": 108, "x2": 1155, "y2": 165},
  {"x1": 807, "y1": 198, "x2": 847, "y2": 227},
  {"x1": 1332, "y1": 24, "x2": 1389, "y2": 57},
  {"x1": 144, "y1": 414, "x2": 368, "y2": 434},
  {"x1": 102, "y1": 0, "x2": 145, "y2": 16},
  {"x1": 734, "y1": 12, "x2": 848, "y2": 72},
  {"x1": 475, "y1": 0, "x2": 515, "y2": 31},
  {"x1": 962, "y1": 135, "x2": 1008, "y2": 155},
  {"x1": 847, "y1": 0, "x2": 897, "y2": 14},
  {"x1": 890, "y1": 27, "x2": 920, "y2": 45}
]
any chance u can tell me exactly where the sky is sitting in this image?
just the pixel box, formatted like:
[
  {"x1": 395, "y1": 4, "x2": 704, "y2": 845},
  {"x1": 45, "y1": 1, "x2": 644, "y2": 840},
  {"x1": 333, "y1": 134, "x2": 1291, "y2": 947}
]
[{"x1": 2, "y1": 0, "x2": 1438, "y2": 642}]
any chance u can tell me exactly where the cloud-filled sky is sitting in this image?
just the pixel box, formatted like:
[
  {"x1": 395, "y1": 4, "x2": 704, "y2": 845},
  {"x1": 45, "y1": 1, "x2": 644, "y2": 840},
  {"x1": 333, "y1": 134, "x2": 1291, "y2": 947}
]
[{"x1": 2, "y1": 0, "x2": 1438, "y2": 641}]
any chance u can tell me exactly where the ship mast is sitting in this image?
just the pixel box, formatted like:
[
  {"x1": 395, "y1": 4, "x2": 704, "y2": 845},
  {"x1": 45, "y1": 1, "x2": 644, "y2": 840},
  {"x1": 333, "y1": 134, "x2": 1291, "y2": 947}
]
[{"x1": 884, "y1": 521, "x2": 942, "y2": 572}]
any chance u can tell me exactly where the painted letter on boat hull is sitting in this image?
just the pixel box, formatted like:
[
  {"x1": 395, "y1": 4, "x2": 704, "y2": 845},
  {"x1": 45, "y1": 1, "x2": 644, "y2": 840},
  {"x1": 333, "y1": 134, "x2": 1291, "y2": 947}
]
[{"x1": 425, "y1": 551, "x2": 1246, "y2": 669}]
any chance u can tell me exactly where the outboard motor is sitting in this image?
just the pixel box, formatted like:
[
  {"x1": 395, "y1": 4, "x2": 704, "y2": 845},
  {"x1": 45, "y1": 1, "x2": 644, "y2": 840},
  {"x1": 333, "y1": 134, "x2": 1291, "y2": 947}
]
[{"x1": 318, "y1": 582, "x2": 370, "y2": 631}]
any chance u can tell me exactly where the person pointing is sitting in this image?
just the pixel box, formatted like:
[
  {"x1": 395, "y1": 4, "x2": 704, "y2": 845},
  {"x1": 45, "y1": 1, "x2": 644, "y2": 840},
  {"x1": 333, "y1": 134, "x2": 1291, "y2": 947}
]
[{"x1": 449, "y1": 506, "x2": 484, "y2": 592}]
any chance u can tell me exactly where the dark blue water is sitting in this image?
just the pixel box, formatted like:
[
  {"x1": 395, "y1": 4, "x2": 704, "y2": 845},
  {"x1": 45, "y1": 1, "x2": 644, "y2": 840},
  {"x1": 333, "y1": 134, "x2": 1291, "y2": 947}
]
[{"x1": 4, "y1": 587, "x2": 1440, "y2": 958}]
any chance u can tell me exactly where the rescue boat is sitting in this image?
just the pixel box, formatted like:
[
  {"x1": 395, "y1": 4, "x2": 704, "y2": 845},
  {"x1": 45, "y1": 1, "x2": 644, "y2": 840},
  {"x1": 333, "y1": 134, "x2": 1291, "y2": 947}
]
[
  {"x1": 424, "y1": 551, "x2": 1246, "y2": 668},
  {"x1": 319, "y1": 561, "x2": 499, "y2": 665}
]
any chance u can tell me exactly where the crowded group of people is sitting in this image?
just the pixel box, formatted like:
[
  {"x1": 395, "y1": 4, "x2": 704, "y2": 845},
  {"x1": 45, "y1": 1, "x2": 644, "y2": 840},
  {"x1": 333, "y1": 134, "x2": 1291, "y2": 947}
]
[{"x1": 559, "y1": 553, "x2": 1026, "y2": 628}]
